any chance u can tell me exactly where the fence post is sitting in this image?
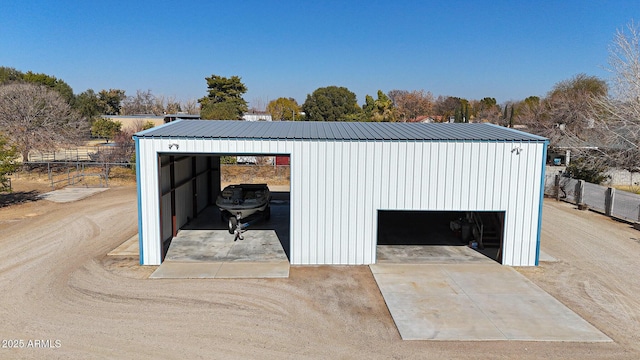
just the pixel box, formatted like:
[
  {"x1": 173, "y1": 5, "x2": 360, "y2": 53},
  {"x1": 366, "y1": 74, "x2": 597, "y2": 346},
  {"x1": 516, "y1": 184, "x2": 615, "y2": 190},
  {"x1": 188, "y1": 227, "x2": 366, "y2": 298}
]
[
  {"x1": 554, "y1": 175, "x2": 560, "y2": 201},
  {"x1": 575, "y1": 180, "x2": 584, "y2": 204},
  {"x1": 605, "y1": 187, "x2": 615, "y2": 217}
]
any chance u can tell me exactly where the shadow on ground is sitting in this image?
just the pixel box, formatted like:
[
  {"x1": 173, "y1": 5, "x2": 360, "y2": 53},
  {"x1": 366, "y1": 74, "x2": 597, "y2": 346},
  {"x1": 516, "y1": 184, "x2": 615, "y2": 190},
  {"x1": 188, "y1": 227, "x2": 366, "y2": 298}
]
[{"x1": 0, "y1": 191, "x2": 41, "y2": 208}]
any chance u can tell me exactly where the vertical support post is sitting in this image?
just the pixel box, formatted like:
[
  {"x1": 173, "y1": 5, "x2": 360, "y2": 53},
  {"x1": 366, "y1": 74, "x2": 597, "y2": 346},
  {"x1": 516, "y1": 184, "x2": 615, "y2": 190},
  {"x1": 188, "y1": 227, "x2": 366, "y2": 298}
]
[
  {"x1": 207, "y1": 157, "x2": 213, "y2": 206},
  {"x1": 170, "y1": 156, "x2": 177, "y2": 238},
  {"x1": 575, "y1": 180, "x2": 584, "y2": 204},
  {"x1": 554, "y1": 174, "x2": 560, "y2": 201},
  {"x1": 48, "y1": 163, "x2": 52, "y2": 181},
  {"x1": 192, "y1": 156, "x2": 198, "y2": 218},
  {"x1": 605, "y1": 187, "x2": 615, "y2": 217}
]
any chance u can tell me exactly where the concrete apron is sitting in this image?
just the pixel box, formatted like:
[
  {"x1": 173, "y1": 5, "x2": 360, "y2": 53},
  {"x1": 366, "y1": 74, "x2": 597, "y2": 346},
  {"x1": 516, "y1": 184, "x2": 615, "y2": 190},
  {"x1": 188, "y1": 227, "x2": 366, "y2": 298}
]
[
  {"x1": 40, "y1": 187, "x2": 108, "y2": 203},
  {"x1": 150, "y1": 229, "x2": 289, "y2": 279},
  {"x1": 370, "y1": 262, "x2": 611, "y2": 342}
]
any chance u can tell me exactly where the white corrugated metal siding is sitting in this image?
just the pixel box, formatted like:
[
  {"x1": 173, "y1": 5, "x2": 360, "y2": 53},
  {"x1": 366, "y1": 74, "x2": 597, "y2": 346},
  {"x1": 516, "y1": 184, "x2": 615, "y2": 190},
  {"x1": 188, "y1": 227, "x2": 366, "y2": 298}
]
[{"x1": 136, "y1": 135, "x2": 545, "y2": 266}]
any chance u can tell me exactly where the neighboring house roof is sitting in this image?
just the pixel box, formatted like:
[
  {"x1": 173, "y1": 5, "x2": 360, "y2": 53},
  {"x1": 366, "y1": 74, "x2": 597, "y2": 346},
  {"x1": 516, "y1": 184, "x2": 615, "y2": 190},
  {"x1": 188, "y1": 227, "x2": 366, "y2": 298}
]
[
  {"x1": 242, "y1": 112, "x2": 272, "y2": 121},
  {"x1": 136, "y1": 119, "x2": 547, "y2": 142},
  {"x1": 102, "y1": 114, "x2": 164, "y2": 120},
  {"x1": 164, "y1": 113, "x2": 201, "y2": 121}
]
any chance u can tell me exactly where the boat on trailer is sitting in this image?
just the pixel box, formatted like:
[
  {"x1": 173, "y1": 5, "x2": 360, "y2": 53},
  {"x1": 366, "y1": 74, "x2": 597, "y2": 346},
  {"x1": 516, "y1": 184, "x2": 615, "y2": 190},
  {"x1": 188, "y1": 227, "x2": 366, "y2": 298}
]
[{"x1": 216, "y1": 184, "x2": 271, "y2": 239}]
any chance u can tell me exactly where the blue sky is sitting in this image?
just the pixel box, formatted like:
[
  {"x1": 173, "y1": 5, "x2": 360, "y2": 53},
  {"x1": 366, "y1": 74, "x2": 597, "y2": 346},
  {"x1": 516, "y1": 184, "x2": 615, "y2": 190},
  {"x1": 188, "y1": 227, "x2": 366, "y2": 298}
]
[{"x1": 1, "y1": 1, "x2": 638, "y2": 108}]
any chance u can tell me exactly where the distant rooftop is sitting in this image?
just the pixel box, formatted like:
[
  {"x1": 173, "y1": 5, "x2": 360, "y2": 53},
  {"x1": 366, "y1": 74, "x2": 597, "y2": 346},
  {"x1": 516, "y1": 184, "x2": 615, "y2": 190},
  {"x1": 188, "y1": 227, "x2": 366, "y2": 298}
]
[{"x1": 136, "y1": 120, "x2": 548, "y2": 142}]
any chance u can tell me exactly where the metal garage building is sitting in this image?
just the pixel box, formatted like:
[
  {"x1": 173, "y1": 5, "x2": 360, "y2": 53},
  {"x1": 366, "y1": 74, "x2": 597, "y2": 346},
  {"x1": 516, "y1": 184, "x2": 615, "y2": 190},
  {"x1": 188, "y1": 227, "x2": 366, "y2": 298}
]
[{"x1": 134, "y1": 120, "x2": 548, "y2": 267}]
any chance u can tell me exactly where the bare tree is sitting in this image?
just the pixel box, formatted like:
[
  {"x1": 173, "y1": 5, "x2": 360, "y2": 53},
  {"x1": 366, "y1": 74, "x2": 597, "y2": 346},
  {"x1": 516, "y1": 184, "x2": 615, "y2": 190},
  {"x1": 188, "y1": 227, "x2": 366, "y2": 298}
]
[
  {"x1": 121, "y1": 89, "x2": 155, "y2": 115},
  {"x1": 387, "y1": 89, "x2": 434, "y2": 122},
  {"x1": 0, "y1": 83, "x2": 87, "y2": 162},
  {"x1": 593, "y1": 21, "x2": 640, "y2": 174},
  {"x1": 249, "y1": 97, "x2": 267, "y2": 112},
  {"x1": 472, "y1": 97, "x2": 503, "y2": 124},
  {"x1": 163, "y1": 96, "x2": 182, "y2": 114},
  {"x1": 182, "y1": 99, "x2": 199, "y2": 115},
  {"x1": 518, "y1": 74, "x2": 607, "y2": 146}
]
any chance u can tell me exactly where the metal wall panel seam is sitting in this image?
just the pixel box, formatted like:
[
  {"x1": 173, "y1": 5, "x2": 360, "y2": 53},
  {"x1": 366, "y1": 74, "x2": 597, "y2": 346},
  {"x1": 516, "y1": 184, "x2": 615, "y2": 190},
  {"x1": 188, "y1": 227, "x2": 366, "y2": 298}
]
[
  {"x1": 341, "y1": 141, "x2": 351, "y2": 263},
  {"x1": 363, "y1": 141, "x2": 375, "y2": 263},
  {"x1": 332, "y1": 141, "x2": 342, "y2": 262},
  {"x1": 511, "y1": 142, "x2": 525, "y2": 265},
  {"x1": 356, "y1": 141, "x2": 367, "y2": 263},
  {"x1": 521, "y1": 143, "x2": 534, "y2": 265},
  {"x1": 309, "y1": 141, "x2": 319, "y2": 263},
  {"x1": 317, "y1": 141, "x2": 328, "y2": 263}
]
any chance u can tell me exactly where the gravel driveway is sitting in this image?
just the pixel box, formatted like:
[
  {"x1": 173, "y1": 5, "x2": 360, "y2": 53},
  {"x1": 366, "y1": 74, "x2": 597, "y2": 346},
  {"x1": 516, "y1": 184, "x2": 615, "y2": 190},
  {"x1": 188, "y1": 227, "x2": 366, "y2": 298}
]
[{"x1": 0, "y1": 186, "x2": 639, "y2": 359}]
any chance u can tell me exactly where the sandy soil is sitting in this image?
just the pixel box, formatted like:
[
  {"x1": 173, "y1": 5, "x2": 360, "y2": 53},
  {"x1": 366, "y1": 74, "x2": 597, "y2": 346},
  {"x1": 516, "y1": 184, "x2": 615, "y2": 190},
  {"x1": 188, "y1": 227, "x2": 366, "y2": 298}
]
[{"x1": 0, "y1": 182, "x2": 639, "y2": 359}]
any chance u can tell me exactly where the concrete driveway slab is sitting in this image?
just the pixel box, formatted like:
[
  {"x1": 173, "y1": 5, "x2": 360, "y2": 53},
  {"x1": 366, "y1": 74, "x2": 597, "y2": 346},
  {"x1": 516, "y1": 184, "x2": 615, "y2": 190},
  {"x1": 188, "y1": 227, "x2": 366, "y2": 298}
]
[
  {"x1": 108, "y1": 234, "x2": 139, "y2": 256},
  {"x1": 390, "y1": 295, "x2": 506, "y2": 340},
  {"x1": 152, "y1": 229, "x2": 289, "y2": 279},
  {"x1": 39, "y1": 187, "x2": 108, "y2": 203},
  {"x1": 149, "y1": 262, "x2": 223, "y2": 279},
  {"x1": 442, "y1": 264, "x2": 543, "y2": 296},
  {"x1": 370, "y1": 263, "x2": 611, "y2": 342},
  {"x1": 370, "y1": 265, "x2": 464, "y2": 296},
  {"x1": 377, "y1": 245, "x2": 494, "y2": 264}
]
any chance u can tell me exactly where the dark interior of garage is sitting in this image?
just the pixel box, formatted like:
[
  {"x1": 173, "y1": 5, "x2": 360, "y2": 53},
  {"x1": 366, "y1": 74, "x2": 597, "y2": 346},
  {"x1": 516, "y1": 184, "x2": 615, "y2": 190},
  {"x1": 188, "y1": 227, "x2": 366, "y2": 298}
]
[{"x1": 377, "y1": 210, "x2": 504, "y2": 263}]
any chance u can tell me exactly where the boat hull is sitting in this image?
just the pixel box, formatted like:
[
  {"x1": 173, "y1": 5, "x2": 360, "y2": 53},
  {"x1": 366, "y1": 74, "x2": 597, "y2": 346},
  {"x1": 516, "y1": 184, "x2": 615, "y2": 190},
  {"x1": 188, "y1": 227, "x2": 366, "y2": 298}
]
[{"x1": 216, "y1": 184, "x2": 271, "y2": 220}]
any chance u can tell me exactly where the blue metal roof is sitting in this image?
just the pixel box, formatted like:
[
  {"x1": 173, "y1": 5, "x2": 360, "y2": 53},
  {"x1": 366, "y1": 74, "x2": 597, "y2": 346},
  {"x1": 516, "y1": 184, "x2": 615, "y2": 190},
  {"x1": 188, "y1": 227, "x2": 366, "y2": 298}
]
[{"x1": 135, "y1": 120, "x2": 547, "y2": 142}]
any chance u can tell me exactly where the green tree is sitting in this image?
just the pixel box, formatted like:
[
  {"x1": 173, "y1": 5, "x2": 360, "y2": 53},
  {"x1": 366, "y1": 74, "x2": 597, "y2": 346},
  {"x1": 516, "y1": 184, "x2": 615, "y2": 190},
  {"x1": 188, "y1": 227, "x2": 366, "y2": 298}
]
[
  {"x1": 75, "y1": 89, "x2": 101, "y2": 121},
  {"x1": 22, "y1": 71, "x2": 75, "y2": 104},
  {"x1": 471, "y1": 97, "x2": 501, "y2": 123},
  {"x1": 140, "y1": 120, "x2": 156, "y2": 131},
  {"x1": 523, "y1": 96, "x2": 540, "y2": 109},
  {"x1": 452, "y1": 99, "x2": 469, "y2": 123},
  {"x1": 464, "y1": 103, "x2": 470, "y2": 123},
  {"x1": 479, "y1": 97, "x2": 497, "y2": 109},
  {"x1": 302, "y1": 86, "x2": 361, "y2": 121},
  {"x1": 0, "y1": 135, "x2": 19, "y2": 192},
  {"x1": 363, "y1": 90, "x2": 396, "y2": 122},
  {"x1": 0, "y1": 66, "x2": 23, "y2": 84},
  {"x1": 198, "y1": 74, "x2": 248, "y2": 120},
  {"x1": 97, "y1": 89, "x2": 126, "y2": 115},
  {"x1": 200, "y1": 101, "x2": 245, "y2": 120},
  {"x1": 0, "y1": 68, "x2": 75, "y2": 105},
  {"x1": 434, "y1": 96, "x2": 465, "y2": 122},
  {"x1": 91, "y1": 118, "x2": 122, "y2": 143},
  {"x1": 267, "y1": 97, "x2": 300, "y2": 120},
  {"x1": 565, "y1": 156, "x2": 610, "y2": 184}
]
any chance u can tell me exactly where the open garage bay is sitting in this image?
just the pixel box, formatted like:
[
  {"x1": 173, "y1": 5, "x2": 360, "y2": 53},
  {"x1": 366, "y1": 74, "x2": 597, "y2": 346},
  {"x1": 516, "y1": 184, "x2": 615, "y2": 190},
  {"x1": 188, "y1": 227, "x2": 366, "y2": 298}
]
[{"x1": 150, "y1": 192, "x2": 290, "y2": 279}]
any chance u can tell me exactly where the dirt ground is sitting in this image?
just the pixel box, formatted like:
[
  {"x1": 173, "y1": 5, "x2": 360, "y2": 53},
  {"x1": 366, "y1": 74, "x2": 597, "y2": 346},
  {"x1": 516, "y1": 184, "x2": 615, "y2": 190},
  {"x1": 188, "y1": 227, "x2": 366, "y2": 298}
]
[{"x1": 1, "y1": 180, "x2": 639, "y2": 359}]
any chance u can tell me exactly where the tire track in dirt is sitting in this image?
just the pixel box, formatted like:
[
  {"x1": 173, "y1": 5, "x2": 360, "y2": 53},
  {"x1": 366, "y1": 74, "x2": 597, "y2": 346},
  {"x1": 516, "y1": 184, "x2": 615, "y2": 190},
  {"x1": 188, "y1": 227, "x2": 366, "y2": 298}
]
[{"x1": 2, "y1": 189, "x2": 639, "y2": 359}]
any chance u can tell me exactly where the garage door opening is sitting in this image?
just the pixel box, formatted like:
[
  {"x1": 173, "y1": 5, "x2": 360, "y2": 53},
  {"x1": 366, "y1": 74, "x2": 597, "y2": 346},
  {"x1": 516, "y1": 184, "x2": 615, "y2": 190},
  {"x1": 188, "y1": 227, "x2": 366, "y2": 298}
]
[
  {"x1": 377, "y1": 210, "x2": 504, "y2": 264},
  {"x1": 158, "y1": 154, "x2": 291, "y2": 265}
]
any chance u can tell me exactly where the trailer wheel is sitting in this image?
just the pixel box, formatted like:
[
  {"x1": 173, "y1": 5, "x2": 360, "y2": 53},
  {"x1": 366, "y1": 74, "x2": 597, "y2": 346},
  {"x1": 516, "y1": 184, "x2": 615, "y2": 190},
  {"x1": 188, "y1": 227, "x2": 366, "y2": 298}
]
[{"x1": 228, "y1": 216, "x2": 238, "y2": 234}]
